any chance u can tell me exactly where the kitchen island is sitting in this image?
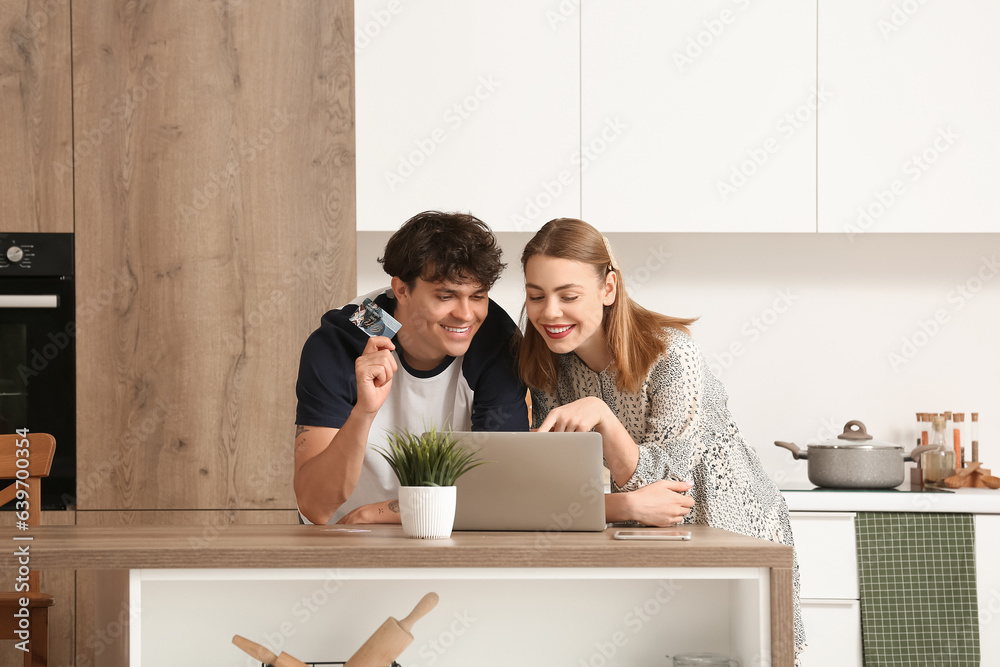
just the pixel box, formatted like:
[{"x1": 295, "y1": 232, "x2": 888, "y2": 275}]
[{"x1": 1, "y1": 524, "x2": 794, "y2": 667}]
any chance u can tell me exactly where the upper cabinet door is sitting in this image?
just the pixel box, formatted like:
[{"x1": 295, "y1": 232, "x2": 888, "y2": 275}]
[
  {"x1": 0, "y1": 1, "x2": 73, "y2": 233},
  {"x1": 819, "y1": 0, "x2": 1000, "y2": 234},
  {"x1": 355, "y1": 0, "x2": 580, "y2": 232},
  {"x1": 581, "y1": 0, "x2": 817, "y2": 232}
]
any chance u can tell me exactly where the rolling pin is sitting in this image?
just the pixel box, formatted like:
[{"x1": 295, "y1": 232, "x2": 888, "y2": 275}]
[
  {"x1": 232, "y1": 634, "x2": 310, "y2": 667},
  {"x1": 344, "y1": 592, "x2": 439, "y2": 667}
]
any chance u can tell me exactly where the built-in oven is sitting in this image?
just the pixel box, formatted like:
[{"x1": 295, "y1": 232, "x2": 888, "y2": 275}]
[{"x1": 0, "y1": 232, "x2": 75, "y2": 509}]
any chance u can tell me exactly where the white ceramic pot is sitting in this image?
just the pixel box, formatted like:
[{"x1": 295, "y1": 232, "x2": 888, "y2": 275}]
[{"x1": 398, "y1": 486, "x2": 457, "y2": 539}]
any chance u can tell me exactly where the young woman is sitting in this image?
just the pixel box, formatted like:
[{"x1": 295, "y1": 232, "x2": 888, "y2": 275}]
[{"x1": 521, "y1": 218, "x2": 805, "y2": 657}]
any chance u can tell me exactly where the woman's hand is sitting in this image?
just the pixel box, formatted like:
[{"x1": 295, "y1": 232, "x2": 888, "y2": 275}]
[
  {"x1": 537, "y1": 397, "x2": 639, "y2": 487},
  {"x1": 608, "y1": 480, "x2": 695, "y2": 527},
  {"x1": 535, "y1": 396, "x2": 611, "y2": 433},
  {"x1": 336, "y1": 499, "x2": 402, "y2": 525}
]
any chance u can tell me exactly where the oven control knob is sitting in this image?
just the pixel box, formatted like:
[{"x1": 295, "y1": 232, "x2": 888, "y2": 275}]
[{"x1": 6, "y1": 246, "x2": 24, "y2": 263}]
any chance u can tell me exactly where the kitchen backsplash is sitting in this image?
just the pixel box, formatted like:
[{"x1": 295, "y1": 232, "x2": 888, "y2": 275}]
[{"x1": 357, "y1": 231, "x2": 999, "y2": 488}]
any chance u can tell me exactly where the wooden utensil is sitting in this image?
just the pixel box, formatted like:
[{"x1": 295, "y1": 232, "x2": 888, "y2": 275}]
[
  {"x1": 344, "y1": 592, "x2": 439, "y2": 667},
  {"x1": 943, "y1": 461, "x2": 1000, "y2": 489},
  {"x1": 232, "y1": 634, "x2": 310, "y2": 667}
]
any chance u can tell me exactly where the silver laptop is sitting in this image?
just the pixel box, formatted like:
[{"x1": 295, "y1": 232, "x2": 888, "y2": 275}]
[{"x1": 447, "y1": 431, "x2": 607, "y2": 532}]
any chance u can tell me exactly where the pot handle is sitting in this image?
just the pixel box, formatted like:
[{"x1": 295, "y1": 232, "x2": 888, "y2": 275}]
[
  {"x1": 906, "y1": 445, "x2": 936, "y2": 462},
  {"x1": 774, "y1": 441, "x2": 807, "y2": 460}
]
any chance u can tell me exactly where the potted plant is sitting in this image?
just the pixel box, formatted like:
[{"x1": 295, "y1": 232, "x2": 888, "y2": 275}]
[{"x1": 375, "y1": 428, "x2": 487, "y2": 539}]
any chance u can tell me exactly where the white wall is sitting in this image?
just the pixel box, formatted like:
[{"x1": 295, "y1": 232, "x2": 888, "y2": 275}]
[{"x1": 358, "y1": 231, "x2": 999, "y2": 488}]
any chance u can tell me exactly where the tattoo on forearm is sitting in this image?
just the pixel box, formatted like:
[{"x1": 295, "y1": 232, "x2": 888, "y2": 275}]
[
  {"x1": 388, "y1": 500, "x2": 399, "y2": 513},
  {"x1": 294, "y1": 425, "x2": 310, "y2": 449}
]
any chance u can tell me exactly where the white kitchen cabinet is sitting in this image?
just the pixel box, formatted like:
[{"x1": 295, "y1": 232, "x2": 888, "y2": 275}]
[
  {"x1": 790, "y1": 512, "x2": 863, "y2": 667},
  {"x1": 791, "y1": 508, "x2": 1000, "y2": 666},
  {"x1": 790, "y1": 512, "x2": 858, "y2": 600},
  {"x1": 977, "y1": 515, "x2": 1000, "y2": 663},
  {"x1": 355, "y1": 0, "x2": 579, "y2": 232},
  {"x1": 580, "y1": 0, "x2": 816, "y2": 232},
  {"x1": 818, "y1": 0, "x2": 1000, "y2": 234},
  {"x1": 800, "y1": 600, "x2": 864, "y2": 667}
]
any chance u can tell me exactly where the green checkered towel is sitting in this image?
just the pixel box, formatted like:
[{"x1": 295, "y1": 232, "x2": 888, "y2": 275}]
[{"x1": 855, "y1": 513, "x2": 979, "y2": 666}]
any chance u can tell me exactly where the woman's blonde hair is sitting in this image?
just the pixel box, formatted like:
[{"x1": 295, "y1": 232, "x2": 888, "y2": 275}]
[{"x1": 519, "y1": 218, "x2": 696, "y2": 394}]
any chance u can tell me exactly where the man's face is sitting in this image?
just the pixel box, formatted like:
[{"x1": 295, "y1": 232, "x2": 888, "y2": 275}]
[{"x1": 391, "y1": 276, "x2": 489, "y2": 371}]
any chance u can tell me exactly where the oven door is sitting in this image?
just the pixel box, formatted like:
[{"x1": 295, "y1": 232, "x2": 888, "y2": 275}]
[{"x1": 0, "y1": 276, "x2": 76, "y2": 509}]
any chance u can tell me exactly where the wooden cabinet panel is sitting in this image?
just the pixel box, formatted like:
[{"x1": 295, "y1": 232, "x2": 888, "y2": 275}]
[
  {"x1": 73, "y1": 0, "x2": 356, "y2": 511},
  {"x1": 0, "y1": 0, "x2": 73, "y2": 233},
  {"x1": 73, "y1": 510, "x2": 295, "y2": 667}
]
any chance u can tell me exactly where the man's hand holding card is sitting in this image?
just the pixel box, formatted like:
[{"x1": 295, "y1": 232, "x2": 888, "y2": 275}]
[{"x1": 352, "y1": 299, "x2": 402, "y2": 416}]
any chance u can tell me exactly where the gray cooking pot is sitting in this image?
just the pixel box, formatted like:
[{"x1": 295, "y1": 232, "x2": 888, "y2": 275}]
[{"x1": 775, "y1": 420, "x2": 934, "y2": 489}]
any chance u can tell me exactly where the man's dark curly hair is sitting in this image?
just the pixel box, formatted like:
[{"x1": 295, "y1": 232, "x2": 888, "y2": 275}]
[{"x1": 378, "y1": 211, "x2": 505, "y2": 289}]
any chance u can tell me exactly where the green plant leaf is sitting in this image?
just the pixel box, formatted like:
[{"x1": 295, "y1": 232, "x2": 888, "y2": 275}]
[{"x1": 373, "y1": 426, "x2": 490, "y2": 487}]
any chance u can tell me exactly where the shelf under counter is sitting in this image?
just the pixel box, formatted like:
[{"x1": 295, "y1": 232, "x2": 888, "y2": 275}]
[{"x1": 1, "y1": 524, "x2": 795, "y2": 667}]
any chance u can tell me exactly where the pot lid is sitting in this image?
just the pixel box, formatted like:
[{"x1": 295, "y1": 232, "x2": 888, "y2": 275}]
[{"x1": 808, "y1": 420, "x2": 903, "y2": 450}]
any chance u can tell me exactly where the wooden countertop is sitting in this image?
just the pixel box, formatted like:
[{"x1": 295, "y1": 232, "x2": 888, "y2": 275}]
[{"x1": 0, "y1": 524, "x2": 792, "y2": 570}]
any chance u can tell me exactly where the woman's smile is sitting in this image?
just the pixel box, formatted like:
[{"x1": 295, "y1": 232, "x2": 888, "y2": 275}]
[{"x1": 542, "y1": 323, "x2": 576, "y2": 338}]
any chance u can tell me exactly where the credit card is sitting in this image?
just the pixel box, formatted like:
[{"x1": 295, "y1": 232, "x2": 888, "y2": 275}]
[{"x1": 349, "y1": 298, "x2": 401, "y2": 338}]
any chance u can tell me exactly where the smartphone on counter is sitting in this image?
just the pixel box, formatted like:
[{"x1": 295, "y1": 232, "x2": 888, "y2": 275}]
[{"x1": 613, "y1": 529, "x2": 692, "y2": 541}]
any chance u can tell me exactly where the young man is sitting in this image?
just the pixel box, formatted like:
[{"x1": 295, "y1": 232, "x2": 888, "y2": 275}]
[{"x1": 294, "y1": 211, "x2": 528, "y2": 525}]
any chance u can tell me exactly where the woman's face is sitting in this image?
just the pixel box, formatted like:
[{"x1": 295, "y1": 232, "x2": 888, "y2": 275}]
[{"x1": 524, "y1": 254, "x2": 616, "y2": 362}]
